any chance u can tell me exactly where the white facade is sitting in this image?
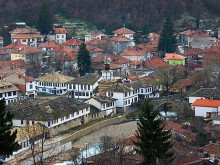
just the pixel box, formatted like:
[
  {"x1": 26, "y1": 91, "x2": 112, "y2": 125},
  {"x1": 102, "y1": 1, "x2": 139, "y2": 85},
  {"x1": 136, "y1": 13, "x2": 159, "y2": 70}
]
[
  {"x1": 55, "y1": 33, "x2": 66, "y2": 43},
  {"x1": 0, "y1": 91, "x2": 18, "y2": 105},
  {"x1": 12, "y1": 107, "x2": 90, "y2": 128},
  {"x1": 85, "y1": 98, "x2": 116, "y2": 116},
  {"x1": 106, "y1": 89, "x2": 138, "y2": 108},
  {"x1": 193, "y1": 106, "x2": 219, "y2": 118},
  {"x1": 102, "y1": 70, "x2": 113, "y2": 81},
  {"x1": 85, "y1": 33, "x2": 106, "y2": 42},
  {"x1": 37, "y1": 81, "x2": 68, "y2": 95},
  {"x1": 25, "y1": 81, "x2": 37, "y2": 97},
  {"x1": 68, "y1": 77, "x2": 102, "y2": 99},
  {"x1": 12, "y1": 37, "x2": 43, "y2": 47},
  {"x1": 114, "y1": 33, "x2": 134, "y2": 40},
  {"x1": 189, "y1": 96, "x2": 205, "y2": 104}
]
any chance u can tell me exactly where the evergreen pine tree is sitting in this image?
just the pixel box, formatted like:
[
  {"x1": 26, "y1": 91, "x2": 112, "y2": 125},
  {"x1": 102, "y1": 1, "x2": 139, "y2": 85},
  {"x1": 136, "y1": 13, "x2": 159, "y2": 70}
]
[
  {"x1": 0, "y1": 99, "x2": 20, "y2": 163},
  {"x1": 196, "y1": 13, "x2": 200, "y2": 30},
  {"x1": 133, "y1": 100, "x2": 175, "y2": 165},
  {"x1": 158, "y1": 18, "x2": 177, "y2": 55},
  {"x1": 77, "y1": 43, "x2": 91, "y2": 76},
  {"x1": 37, "y1": 2, "x2": 53, "y2": 35}
]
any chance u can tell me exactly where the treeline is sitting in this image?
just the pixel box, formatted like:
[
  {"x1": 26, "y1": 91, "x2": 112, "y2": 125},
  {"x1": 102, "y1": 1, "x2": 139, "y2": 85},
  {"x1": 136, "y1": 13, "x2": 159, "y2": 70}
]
[{"x1": 0, "y1": 0, "x2": 219, "y2": 32}]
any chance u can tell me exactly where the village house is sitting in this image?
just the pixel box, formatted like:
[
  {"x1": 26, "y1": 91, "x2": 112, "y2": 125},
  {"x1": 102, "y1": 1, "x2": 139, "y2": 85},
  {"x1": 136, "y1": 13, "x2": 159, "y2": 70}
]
[
  {"x1": 113, "y1": 27, "x2": 135, "y2": 40},
  {"x1": 203, "y1": 50, "x2": 220, "y2": 73},
  {"x1": 86, "y1": 38, "x2": 106, "y2": 48},
  {"x1": 85, "y1": 30, "x2": 106, "y2": 42},
  {"x1": 110, "y1": 35, "x2": 135, "y2": 54},
  {"x1": 4, "y1": 41, "x2": 27, "y2": 53},
  {"x1": 67, "y1": 74, "x2": 102, "y2": 99},
  {"x1": 85, "y1": 95, "x2": 117, "y2": 117},
  {"x1": 37, "y1": 72, "x2": 74, "y2": 95},
  {"x1": 105, "y1": 83, "x2": 139, "y2": 110},
  {"x1": 9, "y1": 97, "x2": 91, "y2": 135},
  {"x1": 144, "y1": 57, "x2": 170, "y2": 72},
  {"x1": 47, "y1": 28, "x2": 68, "y2": 43},
  {"x1": 86, "y1": 45, "x2": 104, "y2": 58},
  {"x1": 3, "y1": 74, "x2": 38, "y2": 98},
  {"x1": 183, "y1": 48, "x2": 203, "y2": 67},
  {"x1": 192, "y1": 99, "x2": 220, "y2": 118},
  {"x1": 63, "y1": 38, "x2": 83, "y2": 50},
  {"x1": 120, "y1": 47, "x2": 147, "y2": 61},
  {"x1": 164, "y1": 53, "x2": 186, "y2": 66},
  {"x1": 188, "y1": 88, "x2": 220, "y2": 104},
  {"x1": 9, "y1": 28, "x2": 44, "y2": 47},
  {"x1": 0, "y1": 36, "x2": 3, "y2": 49},
  {"x1": 0, "y1": 81, "x2": 19, "y2": 105},
  {"x1": 137, "y1": 40, "x2": 159, "y2": 60},
  {"x1": 38, "y1": 41, "x2": 61, "y2": 52},
  {"x1": 0, "y1": 49, "x2": 10, "y2": 61}
]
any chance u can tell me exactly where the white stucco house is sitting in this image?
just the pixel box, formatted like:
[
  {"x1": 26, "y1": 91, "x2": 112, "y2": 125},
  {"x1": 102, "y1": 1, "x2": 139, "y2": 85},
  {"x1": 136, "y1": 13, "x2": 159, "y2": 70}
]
[
  {"x1": 67, "y1": 74, "x2": 102, "y2": 99},
  {"x1": 85, "y1": 95, "x2": 117, "y2": 116},
  {"x1": 0, "y1": 81, "x2": 19, "y2": 105},
  {"x1": 192, "y1": 99, "x2": 220, "y2": 118},
  {"x1": 47, "y1": 28, "x2": 68, "y2": 44}
]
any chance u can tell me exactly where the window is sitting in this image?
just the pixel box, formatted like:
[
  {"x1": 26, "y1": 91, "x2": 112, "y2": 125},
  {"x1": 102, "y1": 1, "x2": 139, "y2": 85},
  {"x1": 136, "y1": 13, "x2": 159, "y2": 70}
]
[
  {"x1": 125, "y1": 93, "x2": 127, "y2": 97},
  {"x1": 62, "y1": 35, "x2": 64, "y2": 38},
  {"x1": 77, "y1": 111, "x2": 79, "y2": 115},
  {"x1": 141, "y1": 89, "x2": 144, "y2": 93},
  {"x1": 21, "y1": 120, "x2": 23, "y2": 125},
  {"x1": 57, "y1": 35, "x2": 59, "y2": 38},
  {"x1": 88, "y1": 85, "x2": 90, "y2": 90},
  {"x1": 30, "y1": 84, "x2": 33, "y2": 89},
  {"x1": 32, "y1": 121, "x2": 34, "y2": 125},
  {"x1": 13, "y1": 91, "x2": 16, "y2": 96},
  {"x1": 0, "y1": 93, "x2": 2, "y2": 98},
  {"x1": 8, "y1": 92, "x2": 11, "y2": 96}
]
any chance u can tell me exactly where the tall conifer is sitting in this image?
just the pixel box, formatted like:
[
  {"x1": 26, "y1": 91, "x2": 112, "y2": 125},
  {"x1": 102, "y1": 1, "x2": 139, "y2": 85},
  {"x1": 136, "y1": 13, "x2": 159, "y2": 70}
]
[
  {"x1": 158, "y1": 18, "x2": 177, "y2": 55},
  {"x1": 133, "y1": 100, "x2": 175, "y2": 165},
  {"x1": 0, "y1": 99, "x2": 20, "y2": 163},
  {"x1": 77, "y1": 43, "x2": 91, "y2": 76}
]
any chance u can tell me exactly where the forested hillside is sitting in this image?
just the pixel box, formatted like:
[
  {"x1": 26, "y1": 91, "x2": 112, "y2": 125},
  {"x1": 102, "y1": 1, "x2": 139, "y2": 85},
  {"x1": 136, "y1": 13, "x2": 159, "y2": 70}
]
[{"x1": 0, "y1": 0, "x2": 219, "y2": 32}]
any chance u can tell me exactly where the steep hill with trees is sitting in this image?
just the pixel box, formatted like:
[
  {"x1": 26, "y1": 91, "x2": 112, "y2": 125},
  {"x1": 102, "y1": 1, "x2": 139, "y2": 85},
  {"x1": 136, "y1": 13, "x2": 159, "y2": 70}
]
[{"x1": 0, "y1": 0, "x2": 220, "y2": 32}]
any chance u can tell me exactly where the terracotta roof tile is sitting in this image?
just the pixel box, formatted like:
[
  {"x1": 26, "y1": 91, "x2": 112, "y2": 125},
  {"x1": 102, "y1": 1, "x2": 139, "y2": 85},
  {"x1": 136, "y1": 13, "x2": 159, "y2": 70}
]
[
  {"x1": 54, "y1": 28, "x2": 68, "y2": 34},
  {"x1": 164, "y1": 53, "x2": 186, "y2": 60},
  {"x1": 86, "y1": 38, "x2": 105, "y2": 45},
  {"x1": 20, "y1": 75, "x2": 37, "y2": 82},
  {"x1": 17, "y1": 46, "x2": 43, "y2": 54},
  {"x1": 38, "y1": 41, "x2": 61, "y2": 48},
  {"x1": 92, "y1": 54, "x2": 131, "y2": 64},
  {"x1": 192, "y1": 99, "x2": 220, "y2": 107},
  {"x1": 0, "y1": 59, "x2": 26, "y2": 68},
  {"x1": 89, "y1": 30, "x2": 105, "y2": 37},
  {"x1": 203, "y1": 50, "x2": 220, "y2": 60},
  {"x1": 179, "y1": 79, "x2": 194, "y2": 87},
  {"x1": 86, "y1": 45, "x2": 103, "y2": 52},
  {"x1": 4, "y1": 41, "x2": 27, "y2": 50},
  {"x1": 184, "y1": 48, "x2": 203, "y2": 55},
  {"x1": 0, "y1": 50, "x2": 9, "y2": 55},
  {"x1": 9, "y1": 28, "x2": 38, "y2": 34},
  {"x1": 57, "y1": 52, "x2": 77, "y2": 61},
  {"x1": 131, "y1": 60, "x2": 142, "y2": 66},
  {"x1": 179, "y1": 30, "x2": 196, "y2": 36},
  {"x1": 110, "y1": 35, "x2": 131, "y2": 42},
  {"x1": 121, "y1": 47, "x2": 146, "y2": 56},
  {"x1": 63, "y1": 38, "x2": 83, "y2": 46},
  {"x1": 12, "y1": 34, "x2": 43, "y2": 39},
  {"x1": 51, "y1": 45, "x2": 78, "y2": 53},
  {"x1": 144, "y1": 57, "x2": 170, "y2": 69},
  {"x1": 113, "y1": 27, "x2": 135, "y2": 34}
]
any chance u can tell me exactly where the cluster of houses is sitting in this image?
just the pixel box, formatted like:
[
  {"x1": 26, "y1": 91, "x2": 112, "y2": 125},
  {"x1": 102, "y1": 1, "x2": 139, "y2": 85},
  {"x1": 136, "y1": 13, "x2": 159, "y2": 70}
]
[{"x1": 3, "y1": 22, "x2": 220, "y2": 163}]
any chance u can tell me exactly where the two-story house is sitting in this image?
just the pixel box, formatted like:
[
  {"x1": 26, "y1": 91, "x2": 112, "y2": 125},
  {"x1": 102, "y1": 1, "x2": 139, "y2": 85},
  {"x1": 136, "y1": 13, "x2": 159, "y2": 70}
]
[
  {"x1": 120, "y1": 47, "x2": 147, "y2": 61},
  {"x1": 37, "y1": 72, "x2": 74, "y2": 95},
  {"x1": 113, "y1": 27, "x2": 135, "y2": 40},
  {"x1": 63, "y1": 38, "x2": 83, "y2": 50},
  {"x1": 3, "y1": 74, "x2": 38, "y2": 98},
  {"x1": 85, "y1": 30, "x2": 106, "y2": 42},
  {"x1": 9, "y1": 97, "x2": 91, "y2": 135},
  {"x1": 67, "y1": 74, "x2": 102, "y2": 99},
  {"x1": 47, "y1": 28, "x2": 68, "y2": 43},
  {"x1": 0, "y1": 81, "x2": 19, "y2": 104}
]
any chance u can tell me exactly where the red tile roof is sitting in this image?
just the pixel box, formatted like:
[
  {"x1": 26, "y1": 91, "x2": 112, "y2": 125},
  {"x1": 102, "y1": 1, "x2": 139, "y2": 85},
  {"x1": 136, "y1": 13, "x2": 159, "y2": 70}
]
[
  {"x1": 179, "y1": 30, "x2": 196, "y2": 36},
  {"x1": 171, "y1": 153, "x2": 202, "y2": 165},
  {"x1": 86, "y1": 45, "x2": 103, "y2": 52},
  {"x1": 4, "y1": 41, "x2": 27, "y2": 50},
  {"x1": 92, "y1": 62, "x2": 122, "y2": 70},
  {"x1": 86, "y1": 38, "x2": 105, "y2": 45},
  {"x1": 20, "y1": 75, "x2": 37, "y2": 82},
  {"x1": 184, "y1": 48, "x2": 203, "y2": 56},
  {"x1": 164, "y1": 53, "x2": 186, "y2": 60},
  {"x1": 120, "y1": 47, "x2": 146, "y2": 56},
  {"x1": 163, "y1": 121, "x2": 196, "y2": 142},
  {"x1": 137, "y1": 40, "x2": 159, "y2": 52},
  {"x1": 92, "y1": 54, "x2": 131, "y2": 64},
  {"x1": 9, "y1": 28, "x2": 38, "y2": 34},
  {"x1": 57, "y1": 52, "x2": 77, "y2": 61},
  {"x1": 0, "y1": 50, "x2": 9, "y2": 55},
  {"x1": 89, "y1": 30, "x2": 105, "y2": 37},
  {"x1": 12, "y1": 34, "x2": 43, "y2": 39},
  {"x1": 147, "y1": 33, "x2": 160, "y2": 40},
  {"x1": 17, "y1": 46, "x2": 43, "y2": 54},
  {"x1": 179, "y1": 79, "x2": 194, "y2": 87},
  {"x1": 63, "y1": 38, "x2": 83, "y2": 46},
  {"x1": 38, "y1": 41, "x2": 61, "y2": 48},
  {"x1": 113, "y1": 27, "x2": 135, "y2": 34},
  {"x1": 144, "y1": 57, "x2": 170, "y2": 69},
  {"x1": 15, "y1": 84, "x2": 26, "y2": 94},
  {"x1": 51, "y1": 45, "x2": 78, "y2": 53},
  {"x1": 203, "y1": 143, "x2": 220, "y2": 157},
  {"x1": 131, "y1": 60, "x2": 142, "y2": 66},
  {"x1": 202, "y1": 45, "x2": 220, "y2": 54},
  {"x1": 110, "y1": 35, "x2": 131, "y2": 42},
  {"x1": 203, "y1": 50, "x2": 220, "y2": 60},
  {"x1": 190, "y1": 31, "x2": 210, "y2": 37},
  {"x1": 0, "y1": 59, "x2": 26, "y2": 68},
  {"x1": 54, "y1": 28, "x2": 68, "y2": 34},
  {"x1": 192, "y1": 99, "x2": 220, "y2": 108}
]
